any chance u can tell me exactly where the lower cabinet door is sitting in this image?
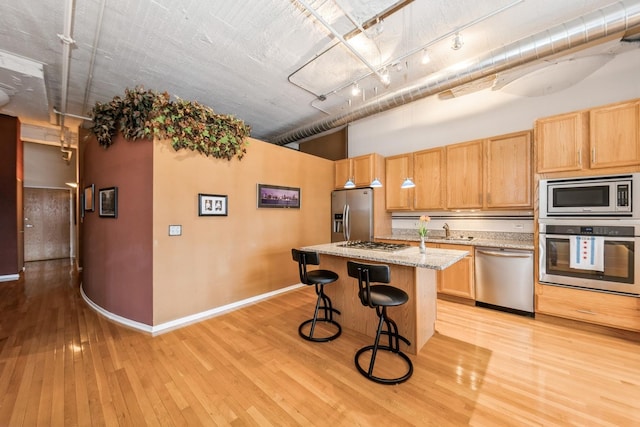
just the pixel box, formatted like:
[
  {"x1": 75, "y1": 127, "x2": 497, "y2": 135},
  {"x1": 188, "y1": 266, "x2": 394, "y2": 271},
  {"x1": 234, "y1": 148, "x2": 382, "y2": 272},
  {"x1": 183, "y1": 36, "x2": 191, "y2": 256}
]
[{"x1": 437, "y1": 244, "x2": 475, "y2": 300}]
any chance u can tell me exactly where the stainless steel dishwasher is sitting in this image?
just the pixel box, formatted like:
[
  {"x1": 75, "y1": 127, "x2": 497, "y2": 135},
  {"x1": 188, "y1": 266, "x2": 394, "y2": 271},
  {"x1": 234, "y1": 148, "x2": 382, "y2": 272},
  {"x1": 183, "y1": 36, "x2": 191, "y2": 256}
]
[{"x1": 475, "y1": 247, "x2": 534, "y2": 316}]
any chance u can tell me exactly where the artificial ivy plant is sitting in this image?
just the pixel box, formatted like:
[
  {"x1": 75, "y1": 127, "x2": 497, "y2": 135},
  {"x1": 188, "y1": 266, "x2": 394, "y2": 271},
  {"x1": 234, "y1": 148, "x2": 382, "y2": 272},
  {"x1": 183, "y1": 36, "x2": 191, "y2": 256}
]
[{"x1": 90, "y1": 86, "x2": 251, "y2": 160}]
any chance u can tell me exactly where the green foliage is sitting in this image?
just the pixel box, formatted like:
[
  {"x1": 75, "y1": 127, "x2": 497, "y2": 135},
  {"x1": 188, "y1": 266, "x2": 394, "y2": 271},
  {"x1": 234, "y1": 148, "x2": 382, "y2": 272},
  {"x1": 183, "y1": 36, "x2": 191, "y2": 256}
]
[{"x1": 90, "y1": 86, "x2": 250, "y2": 160}]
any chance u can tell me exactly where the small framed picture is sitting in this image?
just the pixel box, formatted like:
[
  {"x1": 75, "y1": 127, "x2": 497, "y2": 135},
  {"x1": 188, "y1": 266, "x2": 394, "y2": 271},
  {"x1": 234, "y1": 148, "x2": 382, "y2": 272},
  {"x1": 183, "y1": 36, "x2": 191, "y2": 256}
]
[
  {"x1": 84, "y1": 184, "x2": 95, "y2": 212},
  {"x1": 99, "y1": 187, "x2": 118, "y2": 218},
  {"x1": 199, "y1": 194, "x2": 228, "y2": 216}
]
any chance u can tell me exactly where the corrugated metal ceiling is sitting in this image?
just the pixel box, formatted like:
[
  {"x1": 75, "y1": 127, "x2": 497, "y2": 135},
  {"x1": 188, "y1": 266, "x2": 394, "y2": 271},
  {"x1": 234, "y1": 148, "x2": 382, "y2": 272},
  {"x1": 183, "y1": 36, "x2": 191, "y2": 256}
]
[{"x1": 0, "y1": 0, "x2": 639, "y2": 147}]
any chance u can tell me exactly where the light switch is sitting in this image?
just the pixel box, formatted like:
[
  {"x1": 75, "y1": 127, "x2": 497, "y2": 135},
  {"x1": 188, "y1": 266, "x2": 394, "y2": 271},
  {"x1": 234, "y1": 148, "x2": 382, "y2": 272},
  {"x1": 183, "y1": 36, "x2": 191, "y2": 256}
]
[{"x1": 169, "y1": 225, "x2": 182, "y2": 236}]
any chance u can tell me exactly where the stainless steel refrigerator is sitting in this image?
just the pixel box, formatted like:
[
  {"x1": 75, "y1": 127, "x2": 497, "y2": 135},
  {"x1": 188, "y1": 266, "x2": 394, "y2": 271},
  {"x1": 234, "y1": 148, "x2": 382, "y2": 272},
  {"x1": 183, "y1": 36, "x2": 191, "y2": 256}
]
[{"x1": 331, "y1": 188, "x2": 374, "y2": 242}]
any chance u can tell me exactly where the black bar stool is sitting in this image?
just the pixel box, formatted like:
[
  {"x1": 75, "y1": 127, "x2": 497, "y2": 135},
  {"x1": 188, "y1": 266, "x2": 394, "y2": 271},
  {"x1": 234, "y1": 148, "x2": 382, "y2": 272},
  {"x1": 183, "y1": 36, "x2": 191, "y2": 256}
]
[
  {"x1": 292, "y1": 249, "x2": 341, "y2": 342},
  {"x1": 347, "y1": 261, "x2": 413, "y2": 385}
]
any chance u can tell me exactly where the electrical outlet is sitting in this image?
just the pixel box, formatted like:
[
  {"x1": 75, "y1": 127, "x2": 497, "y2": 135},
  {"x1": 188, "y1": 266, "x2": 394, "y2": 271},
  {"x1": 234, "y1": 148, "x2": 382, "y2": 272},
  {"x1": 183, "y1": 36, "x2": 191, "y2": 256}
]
[{"x1": 169, "y1": 225, "x2": 182, "y2": 236}]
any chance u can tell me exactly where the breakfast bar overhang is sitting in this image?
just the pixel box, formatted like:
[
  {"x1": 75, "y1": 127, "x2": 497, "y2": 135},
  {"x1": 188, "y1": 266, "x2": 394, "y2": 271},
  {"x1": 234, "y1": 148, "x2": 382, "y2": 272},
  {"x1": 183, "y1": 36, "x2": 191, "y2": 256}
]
[{"x1": 301, "y1": 243, "x2": 468, "y2": 355}]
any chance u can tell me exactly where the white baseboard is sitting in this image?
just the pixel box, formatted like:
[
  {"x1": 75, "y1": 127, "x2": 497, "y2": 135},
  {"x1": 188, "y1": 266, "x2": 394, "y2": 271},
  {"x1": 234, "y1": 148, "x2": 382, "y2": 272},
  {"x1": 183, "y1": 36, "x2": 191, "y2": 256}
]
[
  {"x1": 0, "y1": 274, "x2": 20, "y2": 282},
  {"x1": 80, "y1": 283, "x2": 304, "y2": 335}
]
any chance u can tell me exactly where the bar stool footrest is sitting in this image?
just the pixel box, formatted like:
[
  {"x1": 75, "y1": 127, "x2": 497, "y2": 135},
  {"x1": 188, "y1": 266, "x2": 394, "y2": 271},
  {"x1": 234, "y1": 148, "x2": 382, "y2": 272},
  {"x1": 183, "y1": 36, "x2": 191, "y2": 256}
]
[{"x1": 354, "y1": 345, "x2": 413, "y2": 385}]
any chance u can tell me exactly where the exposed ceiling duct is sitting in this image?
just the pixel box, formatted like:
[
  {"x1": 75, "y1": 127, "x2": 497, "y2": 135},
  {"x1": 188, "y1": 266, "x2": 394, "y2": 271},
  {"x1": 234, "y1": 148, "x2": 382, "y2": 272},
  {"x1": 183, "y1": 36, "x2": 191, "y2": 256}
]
[{"x1": 271, "y1": 0, "x2": 640, "y2": 146}]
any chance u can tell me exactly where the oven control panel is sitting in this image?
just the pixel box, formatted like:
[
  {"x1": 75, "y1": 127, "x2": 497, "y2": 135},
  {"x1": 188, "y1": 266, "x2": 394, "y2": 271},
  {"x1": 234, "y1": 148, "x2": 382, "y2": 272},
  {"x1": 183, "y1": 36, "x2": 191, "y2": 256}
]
[{"x1": 541, "y1": 224, "x2": 636, "y2": 237}]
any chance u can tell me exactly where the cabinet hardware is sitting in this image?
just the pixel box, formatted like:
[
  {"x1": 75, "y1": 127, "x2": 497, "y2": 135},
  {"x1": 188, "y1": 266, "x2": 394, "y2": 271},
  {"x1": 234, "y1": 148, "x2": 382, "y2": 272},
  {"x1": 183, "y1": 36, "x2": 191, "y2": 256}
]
[
  {"x1": 591, "y1": 148, "x2": 596, "y2": 164},
  {"x1": 576, "y1": 309, "x2": 597, "y2": 315},
  {"x1": 577, "y1": 149, "x2": 581, "y2": 167}
]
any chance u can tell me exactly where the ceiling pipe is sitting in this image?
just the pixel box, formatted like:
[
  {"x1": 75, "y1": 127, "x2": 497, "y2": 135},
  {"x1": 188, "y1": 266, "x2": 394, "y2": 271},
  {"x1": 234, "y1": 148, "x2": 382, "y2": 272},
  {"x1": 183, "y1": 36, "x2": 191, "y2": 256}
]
[
  {"x1": 57, "y1": 0, "x2": 76, "y2": 160},
  {"x1": 271, "y1": 0, "x2": 640, "y2": 146},
  {"x1": 82, "y1": 0, "x2": 107, "y2": 115}
]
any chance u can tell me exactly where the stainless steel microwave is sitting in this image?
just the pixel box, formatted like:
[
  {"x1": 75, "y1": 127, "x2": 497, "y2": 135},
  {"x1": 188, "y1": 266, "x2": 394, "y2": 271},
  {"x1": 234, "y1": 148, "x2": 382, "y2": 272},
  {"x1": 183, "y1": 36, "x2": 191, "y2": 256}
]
[{"x1": 539, "y1": 174, "x2": 640, "y2": 218}]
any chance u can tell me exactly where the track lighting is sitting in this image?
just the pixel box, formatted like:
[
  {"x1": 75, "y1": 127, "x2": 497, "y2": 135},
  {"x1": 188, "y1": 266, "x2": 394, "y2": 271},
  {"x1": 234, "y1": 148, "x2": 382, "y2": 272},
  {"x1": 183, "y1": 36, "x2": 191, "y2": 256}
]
[
  {"x1": 370, "y1": 178, "x2": 382, "y2": 188},
  {"x1": 452, "y1": 33, "x2": 464, "y2": 50},
  {"x1": 421, "y1": 49, "x2": 431, "y2": 64},
  {"x1": 351, "y1": 83, "x2": 361, "y2": 97},
  {"x1": 380, "y1": 67, "x2": 390, "y2": 85},
  {"x1": 400, "y1": 178, "x2": 415, "y2": 189}
]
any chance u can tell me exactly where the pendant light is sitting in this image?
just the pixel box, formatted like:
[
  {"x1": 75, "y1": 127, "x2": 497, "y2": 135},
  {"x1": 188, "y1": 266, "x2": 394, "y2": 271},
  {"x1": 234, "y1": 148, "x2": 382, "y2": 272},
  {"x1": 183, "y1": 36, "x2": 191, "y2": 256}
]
[
  {"x1": 344, "y1": 178, "x2": 356, "y2": 189},
  {"x1": 401, "y1": 178, "x2": 415, "y2": 189},
  {"x1": 370, "y1": 178, "x2": 382, "y2": 188}
]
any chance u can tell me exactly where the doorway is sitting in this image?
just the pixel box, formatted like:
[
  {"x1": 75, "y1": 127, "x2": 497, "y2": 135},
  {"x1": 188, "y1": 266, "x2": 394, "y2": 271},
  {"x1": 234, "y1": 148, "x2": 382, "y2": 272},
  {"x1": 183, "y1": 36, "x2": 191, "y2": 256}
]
[{"x1": 24, "y1": 188, "x2": 71, "y2": 261}]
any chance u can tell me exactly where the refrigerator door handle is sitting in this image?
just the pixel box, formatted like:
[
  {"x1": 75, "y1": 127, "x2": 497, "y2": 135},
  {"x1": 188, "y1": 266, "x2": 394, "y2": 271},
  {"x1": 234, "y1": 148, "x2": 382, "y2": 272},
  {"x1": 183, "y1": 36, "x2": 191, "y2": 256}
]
[
  {"x1": 342, "y1": 204, "x2": 348, "y2": 241},
  {"x1": 344, "y1": 204, "x2": 350, "y2": 241}
]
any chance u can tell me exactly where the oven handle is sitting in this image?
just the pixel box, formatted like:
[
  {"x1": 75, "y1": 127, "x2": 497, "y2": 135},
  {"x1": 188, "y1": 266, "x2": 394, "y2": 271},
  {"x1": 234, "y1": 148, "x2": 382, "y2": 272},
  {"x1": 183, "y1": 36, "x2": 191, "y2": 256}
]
[{"x1": 539, "y1": 233, "x2": 637, "y2": 241}]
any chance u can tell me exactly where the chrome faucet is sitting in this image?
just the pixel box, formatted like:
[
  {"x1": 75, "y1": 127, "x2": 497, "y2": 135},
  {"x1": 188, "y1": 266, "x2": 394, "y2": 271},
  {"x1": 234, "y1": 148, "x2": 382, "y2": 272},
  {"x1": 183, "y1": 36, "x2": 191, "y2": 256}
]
[{"x1": 443, "y1": 223, "x2": 450, "y2": 238}]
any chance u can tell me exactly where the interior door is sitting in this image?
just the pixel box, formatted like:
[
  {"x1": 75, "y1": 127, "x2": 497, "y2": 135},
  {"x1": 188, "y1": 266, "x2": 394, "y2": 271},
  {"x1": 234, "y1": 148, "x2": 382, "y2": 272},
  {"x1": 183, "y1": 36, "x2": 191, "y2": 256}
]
[{"x1": 24, "y1": 188, "x2": 71, "y2": 261}]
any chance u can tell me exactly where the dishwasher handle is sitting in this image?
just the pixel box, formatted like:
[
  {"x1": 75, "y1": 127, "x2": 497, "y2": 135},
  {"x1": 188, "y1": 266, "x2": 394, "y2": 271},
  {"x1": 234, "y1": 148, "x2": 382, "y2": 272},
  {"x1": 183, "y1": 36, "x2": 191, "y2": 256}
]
[{"x1": 476, "y1": 249, "x2": 532, "y2": 259}]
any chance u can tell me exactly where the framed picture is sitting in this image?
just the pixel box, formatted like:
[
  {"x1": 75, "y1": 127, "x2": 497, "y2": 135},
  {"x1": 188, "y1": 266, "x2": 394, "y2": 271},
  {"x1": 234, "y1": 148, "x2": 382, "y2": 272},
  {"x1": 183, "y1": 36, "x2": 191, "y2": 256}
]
[
  {"x1": 84, "y1": 184, "x2": 95, "y2": 212},
  {"x1": 99, "y1": 187, "x2": 118, "y2": 218},
  {"x1": 257, "y1": 184, "x2": 300, "y2": 209},
  {"x1": 199, "y1": 194, "x2": 228, "y2": 216}
]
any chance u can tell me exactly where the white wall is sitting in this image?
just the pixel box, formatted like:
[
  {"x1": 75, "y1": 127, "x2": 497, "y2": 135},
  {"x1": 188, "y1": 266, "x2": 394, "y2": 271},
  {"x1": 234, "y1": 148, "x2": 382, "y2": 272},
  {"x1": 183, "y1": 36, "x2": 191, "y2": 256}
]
[
  {"x1": 348, "y1": 49, "x2": 640, "y2": 157},
  {"x1": 24, "y1": 142, "x2": 77, "y2": 188}
]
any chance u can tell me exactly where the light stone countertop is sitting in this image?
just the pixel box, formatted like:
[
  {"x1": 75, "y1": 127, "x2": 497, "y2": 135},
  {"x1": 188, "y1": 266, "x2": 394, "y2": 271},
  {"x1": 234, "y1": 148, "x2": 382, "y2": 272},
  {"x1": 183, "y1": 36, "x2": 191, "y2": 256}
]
[
  {"x1": 376, "y1": 232, "x2": 534, "y2": 251},
  {"x1": 301, "y1": 242, "x2": 468, "y2": 270}
]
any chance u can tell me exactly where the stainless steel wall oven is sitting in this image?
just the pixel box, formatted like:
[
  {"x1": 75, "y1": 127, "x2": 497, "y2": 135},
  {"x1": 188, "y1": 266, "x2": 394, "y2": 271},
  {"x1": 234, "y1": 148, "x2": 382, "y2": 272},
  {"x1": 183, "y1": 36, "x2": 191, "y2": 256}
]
[{"x1": 539, "y1": 220, "x2": 640, "y2": 296}]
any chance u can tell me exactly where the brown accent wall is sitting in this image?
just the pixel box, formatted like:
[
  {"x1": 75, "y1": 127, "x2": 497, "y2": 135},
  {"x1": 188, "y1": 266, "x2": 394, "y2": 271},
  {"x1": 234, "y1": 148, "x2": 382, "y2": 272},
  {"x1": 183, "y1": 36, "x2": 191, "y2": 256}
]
[
  {"x1": 152, "y1": 137, "x2": 334, "y2": 324},
  {"x1": 298, "y1": 127, "x2": 347, "y2": 160},
  {"x1": 0, "y1": 115, "x2": 21, "y2": 276},
  {"x1": 82, "y1": 134, "x2": 154, "y2": 324}
]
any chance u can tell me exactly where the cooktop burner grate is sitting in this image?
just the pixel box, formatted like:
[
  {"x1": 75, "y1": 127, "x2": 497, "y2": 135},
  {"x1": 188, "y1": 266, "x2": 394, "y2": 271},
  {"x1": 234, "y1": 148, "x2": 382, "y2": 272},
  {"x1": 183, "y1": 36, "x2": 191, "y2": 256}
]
[{"x1": 336, "y1": 240, "x2": 411, "y2": 252}]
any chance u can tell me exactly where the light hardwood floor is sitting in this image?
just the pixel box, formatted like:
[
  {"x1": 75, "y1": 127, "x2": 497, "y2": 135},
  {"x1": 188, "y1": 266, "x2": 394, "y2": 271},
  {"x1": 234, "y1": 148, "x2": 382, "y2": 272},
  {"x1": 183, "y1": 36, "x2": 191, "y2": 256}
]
[{"x1": 1, "y1": 259, "x2": 639, "y2": 426}]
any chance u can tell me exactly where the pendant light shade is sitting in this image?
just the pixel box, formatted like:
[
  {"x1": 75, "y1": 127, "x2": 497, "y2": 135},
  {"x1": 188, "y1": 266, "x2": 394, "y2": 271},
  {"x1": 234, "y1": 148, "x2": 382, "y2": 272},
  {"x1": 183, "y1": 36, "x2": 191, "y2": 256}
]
[
  {"x1": 401, "y1": 178, "x2": 415, "y2": 189},
  {"x1": 370, "y1": 178, "x2": 382, "y2": 188},
  {"x1": 344, "y1": 178, "x2": 356, "y2": 189}
]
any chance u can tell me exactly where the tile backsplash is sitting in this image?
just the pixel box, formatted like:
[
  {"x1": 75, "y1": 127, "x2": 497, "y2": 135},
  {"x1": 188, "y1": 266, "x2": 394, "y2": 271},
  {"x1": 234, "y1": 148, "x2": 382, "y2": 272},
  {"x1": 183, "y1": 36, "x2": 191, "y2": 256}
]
[{"x1": 391, "y1": 212, "x2": 534, "y2": 236}]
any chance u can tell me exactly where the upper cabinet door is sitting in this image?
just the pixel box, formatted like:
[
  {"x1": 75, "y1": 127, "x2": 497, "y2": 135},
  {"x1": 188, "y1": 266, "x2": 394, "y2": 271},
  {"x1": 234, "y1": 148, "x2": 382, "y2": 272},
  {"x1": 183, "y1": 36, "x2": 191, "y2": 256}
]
[
  {"x1": 352, "y1": 154, "x2": 374, "y2": 187},
  {"x1": 334, "y1": 158, "x2": 352, "y2": 189},
  {"x1": 535, "y1": 112, "x2": 585, "y2": 173},
  {"x1": 590, "y1": 100, "x2": 640, "y2": 169},
  {"x1": 484, "y1": 131, "x2": 532, "y2": 209},
  {"x1": 446, "y1": 140, "x2": 483, "y2": 209},
  {"x1": 385, "y1": 154, "x2": 413, "y2": 210},
  {"x1": 413, "y1": 147, "x2": 446, "y2": 210}
]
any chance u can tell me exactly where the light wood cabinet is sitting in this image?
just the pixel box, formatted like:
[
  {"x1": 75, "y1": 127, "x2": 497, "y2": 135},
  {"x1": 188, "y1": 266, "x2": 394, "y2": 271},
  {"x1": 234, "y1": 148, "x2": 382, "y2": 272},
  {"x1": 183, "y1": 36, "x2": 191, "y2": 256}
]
[
  {"x1": 334, "y1": 153, "x2": 384, "y2": 189},
  {"x1": 414, "y1": 147, "x2": 446, "y2": 210},
  {"x1": 352, "y1": 154, "x2": 375, "y2": 187},
  {"x1": 484, "y1": 131, "x2": 532, "y2": 209},
  {"x1": 385, "y1": 153, "x2": 413, "y2": 210},
  {"x1": 536, "y1": 99, "x2": 640, "y2": 174},
  {"x1": 378, "y1": 240, "x2": 475, "y2": 301},
  {"x1": 436, "y1": 243, "x2": 475, "y2": 300},
  {"x1": 446, "y1": 140, "x2": 483, "y2": 210},
  {"x1": 385, "y1": 148, "x2": 446, "y2": 211},
  {"x1": 535, "y1": 112, "x2": 586, "y2": 173},
  {"x1": 590, "y1": 100, "x2": 640, "y2": 169},
  {"x1": 536, "y1": 284, "x2": 640, "y2": 332}
]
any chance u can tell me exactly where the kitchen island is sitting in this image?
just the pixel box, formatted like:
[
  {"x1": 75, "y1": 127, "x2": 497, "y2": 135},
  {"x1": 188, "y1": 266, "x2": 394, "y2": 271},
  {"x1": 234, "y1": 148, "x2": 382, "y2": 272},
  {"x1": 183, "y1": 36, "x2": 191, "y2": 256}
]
[{"x1": 301, "y1": 242, "x2": 468, "y2": 354}]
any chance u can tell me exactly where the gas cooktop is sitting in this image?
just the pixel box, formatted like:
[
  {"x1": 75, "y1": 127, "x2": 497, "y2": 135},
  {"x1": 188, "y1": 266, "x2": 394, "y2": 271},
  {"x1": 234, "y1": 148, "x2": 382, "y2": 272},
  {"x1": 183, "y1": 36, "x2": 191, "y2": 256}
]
[{"x1": 336, "y1": 241, "x2": 411, "y2": 252}]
